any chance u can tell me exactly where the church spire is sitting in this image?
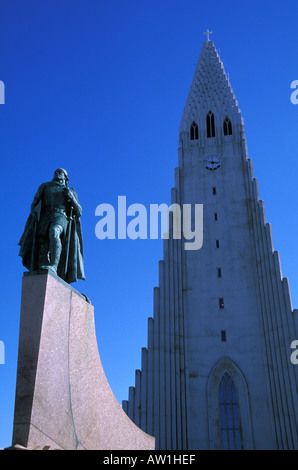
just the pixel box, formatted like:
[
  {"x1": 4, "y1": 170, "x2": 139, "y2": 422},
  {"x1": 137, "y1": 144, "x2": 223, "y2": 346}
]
[{"x1": 179, "y1": 34, "x2": 243, "y2": 137}]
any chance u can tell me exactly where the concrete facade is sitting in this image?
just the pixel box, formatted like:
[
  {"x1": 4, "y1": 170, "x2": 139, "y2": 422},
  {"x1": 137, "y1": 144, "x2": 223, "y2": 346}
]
[
  {"x1": 123, "y1": 39, "x2": 298, "y2": 450},
  {"x1": 12, "y1": 271, "x2": 154, "y2": 450}
]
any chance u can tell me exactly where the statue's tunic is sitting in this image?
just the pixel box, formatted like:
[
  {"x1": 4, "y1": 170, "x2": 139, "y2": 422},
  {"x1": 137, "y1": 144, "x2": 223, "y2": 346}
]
[{"x1": 37, "y1": 182, "x2": 69, "y2": 235}]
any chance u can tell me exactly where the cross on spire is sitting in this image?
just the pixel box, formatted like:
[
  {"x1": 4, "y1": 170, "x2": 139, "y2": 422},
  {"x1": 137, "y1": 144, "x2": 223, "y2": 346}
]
[{"x1": 203, "y1": 29, "x2": 213, "y2": 41}]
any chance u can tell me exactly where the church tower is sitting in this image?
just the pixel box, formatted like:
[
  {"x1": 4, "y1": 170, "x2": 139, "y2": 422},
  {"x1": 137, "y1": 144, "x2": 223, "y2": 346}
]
[{"x1": 122, "y1": 33, "x2": 298, "y2": 450}]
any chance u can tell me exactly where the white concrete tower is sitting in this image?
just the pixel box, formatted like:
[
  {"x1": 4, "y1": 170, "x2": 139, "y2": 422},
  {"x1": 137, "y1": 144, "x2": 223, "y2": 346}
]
[{"x1": 123, "y1": 34, "x2": 298, "y2": 450}]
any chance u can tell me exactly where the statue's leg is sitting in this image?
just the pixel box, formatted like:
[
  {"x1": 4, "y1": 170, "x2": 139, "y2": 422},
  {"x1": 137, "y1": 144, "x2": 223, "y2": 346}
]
[
  {"x1": 41, "y1": 224, "x2": 63, "y2": 274},
  {"x1": 49, "y1": 224, "x2": 63, "y2": 272},
  {"x1": 38, "y1": 236, "x2": 50, "y2": 269}
]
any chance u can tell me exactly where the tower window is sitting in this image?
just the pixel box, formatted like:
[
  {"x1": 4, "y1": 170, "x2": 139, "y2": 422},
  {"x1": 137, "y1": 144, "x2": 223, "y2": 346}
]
[
  {"x1": 190, "y1": 121, "x2": 199, "y2": 140},
  {"x1": 219, "y1": 372, "x2": 242, "y2": 449},
  {"x1": 206, "y1": 110, "x2": 215, "y2": 138},
  {"x1": 214, "y1": 213, "x2": 218, "y2": 221},
  {"x1": 217, "y1": 268, "x2": 222, "y2": 278},
  {"x1": 219, "y1": 298, "x2": 224, "y2": 309},
  {"x1": 221, "y1": 330, "x2": 227, "y2": 342},
  {"x1": 223, "y1": 116, "x2": 232, "y2": 136},
  {"x1": 216, "y1": 240, "x2": 220, "y2": 248},
  {"x1": 212, "y1": 186, "x2": 217, "y2": 195}
]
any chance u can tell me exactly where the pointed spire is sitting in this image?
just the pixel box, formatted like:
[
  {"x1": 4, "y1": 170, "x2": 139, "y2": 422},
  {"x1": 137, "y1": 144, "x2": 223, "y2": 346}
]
[{"x1": 179, "y1": 35, "x2": 243, "y2": 134}]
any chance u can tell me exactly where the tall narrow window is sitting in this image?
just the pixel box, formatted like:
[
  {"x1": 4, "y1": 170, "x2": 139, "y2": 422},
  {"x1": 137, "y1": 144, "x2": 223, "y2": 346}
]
[
  {"x1": 223, "y1": 116, "x2": 232, "y2": 136},
  {"x1": 216, "y1": 239, "x2": 220, "y2": 248},
  {"x1": 206, "y1": 110, "x2": 215, "y2": 138},
  {"x1": 212, "y1": 186, "x2": 217, "y2": 195},
  {"x1": 190, "y1": 121, "x2": 198, "y2": 140},
  {"x1": 219, "y1": 298, "x2": 224, "y2": 309},
  {"x1": 217, "y1": 267, "x2": 222, "y2": 278},
  {"x1": 219, "y1": 372, "x2": 242, "y2": 449},
  {"x1": 221, "y1": 330, "x2": 227, "y2": 342}
]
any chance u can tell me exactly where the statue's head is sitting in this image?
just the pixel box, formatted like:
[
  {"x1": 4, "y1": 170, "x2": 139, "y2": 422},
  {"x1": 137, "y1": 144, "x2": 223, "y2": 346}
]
[{"x1": 53, "y1": 168, "x2": 69, "y2": 184}]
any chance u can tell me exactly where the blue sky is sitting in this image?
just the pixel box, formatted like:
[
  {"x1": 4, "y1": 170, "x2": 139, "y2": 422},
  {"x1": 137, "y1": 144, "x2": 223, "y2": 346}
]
[{"x1": 0, "y1": 0, "x2": 297, "y2": 448}]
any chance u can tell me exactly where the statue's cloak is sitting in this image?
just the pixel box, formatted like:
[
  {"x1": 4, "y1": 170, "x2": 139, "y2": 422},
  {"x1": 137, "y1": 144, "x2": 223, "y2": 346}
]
[{"x1": 18, "y1": 210, "x2": 85, "y2": 284}]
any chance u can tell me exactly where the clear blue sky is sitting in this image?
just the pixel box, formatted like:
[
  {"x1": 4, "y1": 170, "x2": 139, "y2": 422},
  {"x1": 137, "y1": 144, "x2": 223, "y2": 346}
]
[{"x1": 0, "y1": 0, "x2": 297, "y2": 448}]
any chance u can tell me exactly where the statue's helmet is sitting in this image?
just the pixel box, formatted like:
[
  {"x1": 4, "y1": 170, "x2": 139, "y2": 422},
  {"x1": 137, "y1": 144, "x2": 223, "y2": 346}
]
[{"x1": 54, "y1": 168, "x2": 69, "y2": 181}]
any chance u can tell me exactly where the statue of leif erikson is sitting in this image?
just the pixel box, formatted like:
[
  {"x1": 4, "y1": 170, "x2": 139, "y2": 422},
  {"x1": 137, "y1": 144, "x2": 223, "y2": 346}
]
[{"x1": 18, "y1": 168, "x2": 85, "y2": 284}]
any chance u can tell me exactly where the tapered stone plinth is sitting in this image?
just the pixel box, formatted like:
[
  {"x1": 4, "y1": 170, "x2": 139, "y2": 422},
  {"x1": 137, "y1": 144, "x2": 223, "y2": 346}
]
[{"x1": 12, "y1": 271, "x2": 154, "y2": 450}]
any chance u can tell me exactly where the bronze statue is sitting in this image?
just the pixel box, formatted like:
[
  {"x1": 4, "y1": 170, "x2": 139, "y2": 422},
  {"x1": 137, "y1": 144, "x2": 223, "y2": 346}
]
[{"x1": 19, "y1": 168, "x2": 85, "y2": 284}]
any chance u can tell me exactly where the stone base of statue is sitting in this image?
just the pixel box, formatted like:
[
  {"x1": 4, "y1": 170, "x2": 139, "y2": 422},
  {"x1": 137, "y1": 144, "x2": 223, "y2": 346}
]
[{"x1": 11, "y1": 271, "x2": 155, "y2": 450}]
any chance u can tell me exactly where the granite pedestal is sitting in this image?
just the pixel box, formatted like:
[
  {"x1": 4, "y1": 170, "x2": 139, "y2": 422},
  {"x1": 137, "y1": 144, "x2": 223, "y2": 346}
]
[{"x1": 12, "y1": 271, "x2": 154, "y2": 450}]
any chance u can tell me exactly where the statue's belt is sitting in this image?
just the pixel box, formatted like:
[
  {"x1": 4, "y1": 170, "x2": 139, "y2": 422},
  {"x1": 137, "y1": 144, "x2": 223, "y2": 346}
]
[{"x1": 43, "y1": 208, "x2": 68, "y2": 218}]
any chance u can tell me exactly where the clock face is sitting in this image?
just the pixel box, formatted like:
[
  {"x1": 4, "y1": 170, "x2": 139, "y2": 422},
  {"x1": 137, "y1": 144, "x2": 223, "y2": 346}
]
[{"x1": 204, "y1": 155, "x2": 222, "y2": 171}]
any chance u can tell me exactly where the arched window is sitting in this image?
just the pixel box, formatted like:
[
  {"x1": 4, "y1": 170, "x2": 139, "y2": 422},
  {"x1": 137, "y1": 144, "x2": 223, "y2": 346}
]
[
  {"x1": 219, "y1": 372, "x2": 242, "y2": 449},
  {"x1": 207, "y1": 357, "x2": 253, "y2": 450},
  {"x1": 206, "y1": 110, "x2": 215, "y2": 138},
  {"x1": 223, "y1": 116, "x2": 232, "y2": 136},
  {"x1": 190, "y1": 121, "x2": 198, "y2": 140}
]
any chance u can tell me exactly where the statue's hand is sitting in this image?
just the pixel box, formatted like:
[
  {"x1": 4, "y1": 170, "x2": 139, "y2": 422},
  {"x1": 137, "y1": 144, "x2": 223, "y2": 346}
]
[
  {"x1": 64, "y1": 187, "x2": 82, "y2": 217},
  {"x1": 65, "y1": 188, "x2": 74, "y2": 202}
]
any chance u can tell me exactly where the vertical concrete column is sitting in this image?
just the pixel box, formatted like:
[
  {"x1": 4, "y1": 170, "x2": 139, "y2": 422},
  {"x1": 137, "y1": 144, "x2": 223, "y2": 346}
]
[
  {"x1": 147, "y1": 318, "x2": 154, "y2": 435},
  {"x1": 153, "y1": 286, "x2": 160, "y2": 444},
  {"x1": 134, "y1": 370, "x2": 141, "y2": 427},
  {"x1": 245, "y1": 166, "x2": 278, "y2": 446},
  {"x1": 140, "y1": 348, "x2": 148, "y2": 431},
  {"x1": 158, "y1": 260, "x2": 166, "y2": 449}
]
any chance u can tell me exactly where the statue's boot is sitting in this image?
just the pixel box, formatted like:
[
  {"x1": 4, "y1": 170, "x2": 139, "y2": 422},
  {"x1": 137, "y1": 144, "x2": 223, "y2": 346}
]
[{"x1": 38, "y1": 241, "x2": 50, "y2": 271}]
